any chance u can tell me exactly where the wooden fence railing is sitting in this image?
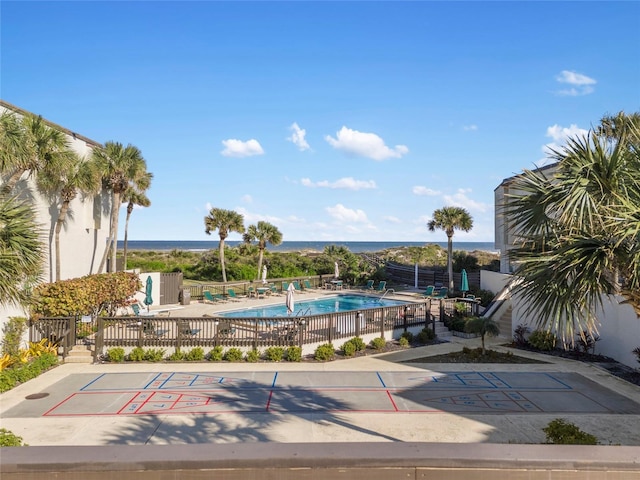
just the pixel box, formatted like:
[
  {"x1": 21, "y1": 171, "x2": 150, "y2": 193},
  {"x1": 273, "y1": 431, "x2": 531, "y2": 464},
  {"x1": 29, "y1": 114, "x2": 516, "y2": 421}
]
[{"x1": 29, "y1": 317, "x2": 76, "y2": 358}]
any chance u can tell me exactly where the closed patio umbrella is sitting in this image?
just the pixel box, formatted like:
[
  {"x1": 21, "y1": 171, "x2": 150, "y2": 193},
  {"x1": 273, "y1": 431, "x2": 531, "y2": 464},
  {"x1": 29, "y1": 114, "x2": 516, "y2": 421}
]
[
  {"x1": 460, "y1": 269, "x2": 469, "y2": 294},
  {"x1": 262, "y1": 265, "x2": 268, "y2": 284},
  {"x1": 144, "y1": 276, "x2": 153, "y2": 312},
  {"x1": 285, "y1": 282, "x2": 295, "y2": 315},
  {"x1": 334, "y1": 261, "x2": 339, "y2": 279}
]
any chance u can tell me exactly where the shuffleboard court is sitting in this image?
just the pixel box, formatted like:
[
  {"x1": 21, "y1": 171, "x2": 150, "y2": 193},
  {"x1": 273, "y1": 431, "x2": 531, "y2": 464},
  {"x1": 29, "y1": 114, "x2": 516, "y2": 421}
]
[{"x1": 3, "y1": 371, "x2": 639, "y2": 418}]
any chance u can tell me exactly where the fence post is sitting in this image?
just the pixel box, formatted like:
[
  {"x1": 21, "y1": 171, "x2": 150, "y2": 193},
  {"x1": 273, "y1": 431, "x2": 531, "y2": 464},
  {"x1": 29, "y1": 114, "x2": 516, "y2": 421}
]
[
  {"x1": 94, "y1": 317, "x2": 104, "y2": 363},
  {"x1": 354, "y1": 311, "x2": 360, "y2": 337},
  {"x1": 253, "y1": 321, "x2": 258, "y2": 351}
]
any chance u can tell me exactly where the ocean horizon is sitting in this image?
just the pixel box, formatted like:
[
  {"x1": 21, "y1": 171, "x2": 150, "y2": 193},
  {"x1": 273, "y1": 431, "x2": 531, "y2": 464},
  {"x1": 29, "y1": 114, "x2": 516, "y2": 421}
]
[{"x1": 118, "y1": 240, "x2": 498, "y2": 253}]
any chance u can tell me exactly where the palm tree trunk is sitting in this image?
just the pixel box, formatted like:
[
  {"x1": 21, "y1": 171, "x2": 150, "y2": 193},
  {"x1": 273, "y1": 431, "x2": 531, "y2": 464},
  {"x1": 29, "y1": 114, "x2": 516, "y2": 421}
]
[
  {"x1": 54, "y1": 201, "x2": 71, "y2": 281},
  {"x1": 447, "y1": 233, "x2": 454, "y2": 291},
  {"x1": 219, "y1": 239, "x2": 227, "y2": 283},
  {"x1": 257, "y1": 247, "x2": 265, "y2": 281},
  {"x1": 123, "y1": 203, "x2": 133, "y2": 271},
  {"x1": 110, "y1": 192, "x2": 122, "y2": 272},
  {"x1": 3, "y1": 169, "x2": 26, "y2": 193},
  {"x1": 97, "y1": 191, "x2": 118, "y2": 273}
]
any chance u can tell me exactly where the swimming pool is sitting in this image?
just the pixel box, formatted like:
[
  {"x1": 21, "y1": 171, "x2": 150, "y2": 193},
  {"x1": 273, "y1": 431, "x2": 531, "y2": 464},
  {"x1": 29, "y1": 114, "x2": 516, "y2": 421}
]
[{"x1": 219, "y1": 294, "x2": 409, "y2": 318}]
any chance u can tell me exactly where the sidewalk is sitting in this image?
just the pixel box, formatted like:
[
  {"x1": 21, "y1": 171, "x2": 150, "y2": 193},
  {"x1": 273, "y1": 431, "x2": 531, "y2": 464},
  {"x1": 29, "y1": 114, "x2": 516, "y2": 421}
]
[{"x1": 2, "y1": 336, "x2": 640, "y2": 446}]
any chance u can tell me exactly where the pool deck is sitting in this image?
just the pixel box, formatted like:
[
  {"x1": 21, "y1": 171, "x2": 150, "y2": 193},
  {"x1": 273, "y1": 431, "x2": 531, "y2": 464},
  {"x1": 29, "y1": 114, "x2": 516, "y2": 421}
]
[{"x1": 149, "y1": 286, "x2": 433, "y2": 318}]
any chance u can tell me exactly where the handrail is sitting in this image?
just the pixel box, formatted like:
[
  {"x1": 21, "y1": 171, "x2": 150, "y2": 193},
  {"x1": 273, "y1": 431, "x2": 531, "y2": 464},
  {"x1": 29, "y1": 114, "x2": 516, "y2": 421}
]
[
  {"x1": 380, "y1": 288, "x2": 395, "y2": 300},
  {"x1": 295, "y1": 307, "x2": 311, "y2": 317}
]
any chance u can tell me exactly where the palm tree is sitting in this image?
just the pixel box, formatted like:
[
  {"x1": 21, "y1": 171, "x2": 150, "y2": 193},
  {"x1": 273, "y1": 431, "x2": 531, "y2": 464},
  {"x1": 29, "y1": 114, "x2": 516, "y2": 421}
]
[
  {"x1": 36, "y1": 151, "x2": 102, "y2": 281},
  {"x1": 0, "y1": 111, "x2": 28, "y2": 183},
  {"x1": 464, "y1": 317, "x2": 500, "y2": 355},
  {"x1": 204, "y1": 208, "x2": 245, "y2": 282},
  {"x1": 243, "y1": 221, "x2": 283, "y2": 281},
  {"x1": 93, "y1": 141, "x2": 148, "y2": 273},
  {"x1": 1, "y1": 113, "x2": 69, "y2": 193},
  {"x1": 504, "y1": 112, "x2": 640, "y2": 342},
  {"x1": 122, "y1": 171, "x2": 152, "y2": 270},
  {"x1": 0, "y1": 193, "x2": 44, "y2": 306},
  {"x1": 427, "y1": 207, "x2": 473, "y2": 291}
]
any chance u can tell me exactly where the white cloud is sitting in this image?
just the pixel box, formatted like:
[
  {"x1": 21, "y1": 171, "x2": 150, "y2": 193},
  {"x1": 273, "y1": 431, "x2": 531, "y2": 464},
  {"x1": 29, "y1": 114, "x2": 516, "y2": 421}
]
[
  {"x1": 538, "y1": 123, "x2": 589, "y2": 165},
  {"x1": 287, "y1": 122, "x2": 310, "y2": 151},
  {"x1": 325, "y1": 126, "x2": 409, "y2": 161},
  {"x1": 326, "y1": 203, "x2": 369, "y2": 223},
  {"x1": 463, "y1": 124, "x2": 478, "y2": 131},
  {"x1": 205, "y1": 202, "x2": 212, "y2": 211},
  {"x1": 220, "y1": 138, "x2": 264, "y2": 158},
  {"x1": 442, "y1": 189, "x2": 489, "y2": 213},
  {"x1": 554, "y1": 70, "x2": 596, "y2": 96},
  {"x1": 301, "y1": 177, "x2": 377, "y2": 190},
  {"x1": 384, "y1": 216, "x2": 401, "y2": 224},
  {"x1": 412, "y1": 186, "x2": 441, "y2": 196},
  {"x1": 241, "y1": 194, "x2": 253, "y2": 204}
]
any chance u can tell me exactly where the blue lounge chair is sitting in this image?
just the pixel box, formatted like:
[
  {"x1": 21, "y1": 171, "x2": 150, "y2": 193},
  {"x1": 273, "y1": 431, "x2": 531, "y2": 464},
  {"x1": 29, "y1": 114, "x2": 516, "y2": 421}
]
[
  {"x1": 226, "y1": 288, "x2": 242, "y2": 302},
  {"x1": 293, "y1": 281, "x2": 302, "y2": 291},
  {"x1": 361, "y1": 280, "x2": 374, "y2": 290},
  {"x1": 303, "y1": 279, "x2": 315, "y2": 291},
  {"x1": 419, "y1": 285, "x2": 435, "y2": 298},
  {"x1": 432, "y1": 287, "x2": 448, "y2": 299},
  {"x1": 375, "y1": 281, "x2": 387, "y2": 293},
  {"x1": 203, "y1": 290, "x2": 226, "y2": 303}
]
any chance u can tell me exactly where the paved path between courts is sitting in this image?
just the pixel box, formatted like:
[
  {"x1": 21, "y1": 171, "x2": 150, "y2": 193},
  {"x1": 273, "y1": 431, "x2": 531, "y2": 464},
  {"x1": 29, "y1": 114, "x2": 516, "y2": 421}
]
[{"x1": 2, "y1": 337, "x2": 640, "y2": 446}]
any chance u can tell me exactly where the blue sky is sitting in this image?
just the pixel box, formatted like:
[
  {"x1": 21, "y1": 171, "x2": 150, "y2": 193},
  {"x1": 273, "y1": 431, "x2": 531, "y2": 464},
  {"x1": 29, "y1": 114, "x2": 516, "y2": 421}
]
[{"x1": 2, "y1": 1, "x2": 639, "y2": 243}]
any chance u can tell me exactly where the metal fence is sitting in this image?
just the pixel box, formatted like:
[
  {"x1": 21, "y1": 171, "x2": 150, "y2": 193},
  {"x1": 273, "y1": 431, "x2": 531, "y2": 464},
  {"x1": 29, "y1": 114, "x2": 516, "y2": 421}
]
[
  {"x1": 28, "y1": 298, "x2": 483, "y2": 362},
  {"x1": 85, "y1": 300, "x2": 432, "y2": 360}
]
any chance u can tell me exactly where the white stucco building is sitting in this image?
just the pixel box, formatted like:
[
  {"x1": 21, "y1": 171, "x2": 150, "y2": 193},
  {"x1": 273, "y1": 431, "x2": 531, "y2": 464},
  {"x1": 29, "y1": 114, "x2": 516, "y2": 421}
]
[
  {"x1": 0, "y1": 100, "x2": 112, "y2": 333},
  {"x1": 493, "y1": 164, "x2": 640, "y2": 368}
]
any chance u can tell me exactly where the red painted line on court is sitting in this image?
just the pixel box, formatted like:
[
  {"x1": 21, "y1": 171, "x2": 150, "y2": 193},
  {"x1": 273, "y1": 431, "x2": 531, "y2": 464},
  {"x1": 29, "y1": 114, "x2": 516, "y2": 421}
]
[
  {"x1": 265, "y1": 390, "x2": 274, "y2": 411},
  {"x1": 386, "y1": 390, "x2": 399, "y2": 411}
]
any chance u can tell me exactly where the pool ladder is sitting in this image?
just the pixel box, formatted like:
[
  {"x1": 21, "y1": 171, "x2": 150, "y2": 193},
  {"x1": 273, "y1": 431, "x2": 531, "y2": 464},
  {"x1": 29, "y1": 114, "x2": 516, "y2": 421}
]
[
  {"x1": 379, "y1": 288, "x2": 395, "y2": 300},
  {"x1": 295, "y1": 307, "x2": 311, "y2": 317}
]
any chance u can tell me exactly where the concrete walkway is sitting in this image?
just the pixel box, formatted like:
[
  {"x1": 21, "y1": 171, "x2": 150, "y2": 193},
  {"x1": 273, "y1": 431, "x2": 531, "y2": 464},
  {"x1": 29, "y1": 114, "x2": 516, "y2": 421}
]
[{"x1": 2, "y1": 335, "x2": 640, "y2": 446}]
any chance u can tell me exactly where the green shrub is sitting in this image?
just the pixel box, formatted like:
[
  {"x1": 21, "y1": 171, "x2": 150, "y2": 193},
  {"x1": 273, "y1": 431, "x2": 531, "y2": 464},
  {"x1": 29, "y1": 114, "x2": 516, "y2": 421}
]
[
  {"x1": 543, "y1": 419, "x2": 598, "y2": 445},
  {"x1": 0, "y1": 428, "x2": 27, "y2": 446},
  {"x1": 341, "y1": 340, "x2": 356, "y2": 357},
  {"x1": 398, "y1": 336, "x2": 409, "y2": 347},
  {"x1": 106, "y1": 347, "x2": 125, "y2": 363},
  {"x1": 224, "y1": 348, "x2": 244, "y2": 362},
  {"x1": 168, "y1": 350, "x2": 185, "y2": 361},
  {"x1": 144, "y1": 348, "x2": 166, "y2": 362},
  {"x1": 314, "y1": 343, "x2": 335, "y2": 361},
  {"x1": 2, "y1": 317, "x2": 27, "y2": 358},
  {"x1": 370, "y1": 337, "x2": 386, "y2": 350},
  {"x1": 417, "y1": 328, "x2": 435, "y2": 344},
  {"x1": 208, "y1": 346, "x2": 223, "y2": 362},
  {"x1": 0, "y1": 353, "x2": 58, "y2": 393},
  {"x1": 245, "y1": 349, "x2": 261, "y2": 363},
  {"x1": 265, "y1": 347, "x2": 285, "y2": 362},
  {"x1": 400, "y1": 331, "x2": 414, "y2": 343},
  {"x1": 529, "y1": 330, "x2": 557, "y2": 351},
  {"x1": 185, "y1": 347, "x2": 205, "y2": 362},
  {"x1": 128, "y1": 347, "x2": 145, "y2": 362},
  {"x1": 285, "y1": 346, "x2": 302, "y2": 362},
  {"x1": 350, "y1": 337, "x2": 366, "y2": 351}
]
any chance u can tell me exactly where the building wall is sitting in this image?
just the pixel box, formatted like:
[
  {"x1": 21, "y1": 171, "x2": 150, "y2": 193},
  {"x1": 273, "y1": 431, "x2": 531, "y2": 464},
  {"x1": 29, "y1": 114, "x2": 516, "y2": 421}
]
[{"x1": 0, "y1": 102, "x2": 111, "y2": 341}]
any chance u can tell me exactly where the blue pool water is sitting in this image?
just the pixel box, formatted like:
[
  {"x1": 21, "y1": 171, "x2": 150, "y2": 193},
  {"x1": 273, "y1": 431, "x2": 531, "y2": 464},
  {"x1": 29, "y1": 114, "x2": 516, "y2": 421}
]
[{"x1": 219, "y1": 294, "x2": 409, "y2": 318}]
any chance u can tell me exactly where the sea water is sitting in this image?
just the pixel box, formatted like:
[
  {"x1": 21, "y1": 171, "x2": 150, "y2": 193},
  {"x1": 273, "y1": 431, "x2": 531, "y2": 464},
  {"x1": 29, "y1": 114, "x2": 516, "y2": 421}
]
[{"x1": 118, "y1": 240, "x2": 497, "y2": 253}]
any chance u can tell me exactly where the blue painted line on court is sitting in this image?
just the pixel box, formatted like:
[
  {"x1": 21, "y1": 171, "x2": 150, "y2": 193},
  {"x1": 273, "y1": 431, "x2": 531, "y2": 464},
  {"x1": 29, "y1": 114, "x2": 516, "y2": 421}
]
[
  {"x1": 376, "y1": 372, "x2": 387, "y2": 388},
  {"x1": 544, "y1": 373, "x2": 572, "y2": 390},
  {"x1": 478, "y1": 372, "x2": 499, "y2": 388},
  {"x1": 80, "y1": 373, "x2": 106, "y2": 391},
  {"x1": 271, "y1": 372, "x2": 279, "y2": 388},
  {"x1": 143, "y1": 372, "x2": 164, "y2": 390},
  {"x1": 493, "y1": 373, "x2": 512, "y2": 389}
]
